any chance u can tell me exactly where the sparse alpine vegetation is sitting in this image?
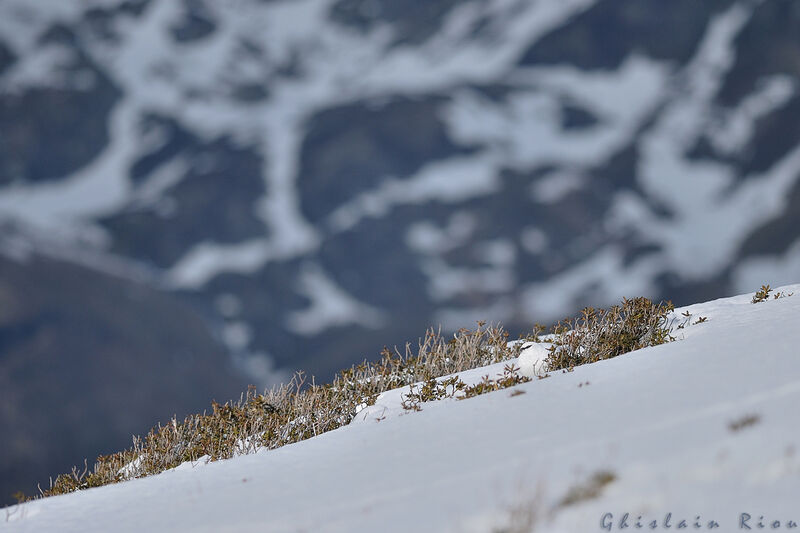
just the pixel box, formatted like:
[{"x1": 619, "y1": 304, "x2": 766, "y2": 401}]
[
  {"x1": 400, "y1": 363, "x2": 531, "y2": 411},
  {"x1": 542, "y1": 297, "x2": 675, "y2": 371},
  {"x1": 751, "y1": 284, "x2": 793, "y2": 303},
  {"x1": 26, "y1": 322, "x2": 522, "y2": 500},
  {"x1": 19, "y1": 295, "x2": 691, "y2": 501}
]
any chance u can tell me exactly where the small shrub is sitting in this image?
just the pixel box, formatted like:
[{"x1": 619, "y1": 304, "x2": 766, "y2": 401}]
[
  {"x1": 545, "y1": 297, "x2": 675, "y2": 371},
  {"x1": 401, "y1": 376, "x2": 466, "y2": 411},
  {"x1": 558, "y1": 470, "x2": 617, "y2": 508},
  {"x1": 752, "y1": 284, "x2": 793, "y2": 303},
  {"x1": 675, "y1": 310, "x2": 708, "y2": 330},
  {"x1": 462, "y1": 364, "x2": 530, "y2": 399},
  {"x1": 752, "y1": 285, "x2": 772, "y2": 303},
  {"x1": 728, "y1": 414, "x2": 760, "y2": 432},
  {"x1": 401, "y1": 364, "x2": 530, "y2": 410},
  {"x1": 676, "y1": 310, "x2": 691, "y2": 330}
]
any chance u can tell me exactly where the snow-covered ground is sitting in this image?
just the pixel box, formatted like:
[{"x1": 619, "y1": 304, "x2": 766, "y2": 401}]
[{"x1": 4, "y1": 284, "x2": 800, "y2": 532}]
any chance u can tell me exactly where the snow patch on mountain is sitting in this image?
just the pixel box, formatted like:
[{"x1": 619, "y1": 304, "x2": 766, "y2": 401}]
[{"x1": 1, "y1": 0, "x2": 799, "y2": 384}]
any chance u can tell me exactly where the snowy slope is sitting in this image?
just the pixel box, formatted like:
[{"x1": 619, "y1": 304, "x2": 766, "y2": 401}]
[{"x1": 4, "y1": 284, "x2": 800, "y2": 532}]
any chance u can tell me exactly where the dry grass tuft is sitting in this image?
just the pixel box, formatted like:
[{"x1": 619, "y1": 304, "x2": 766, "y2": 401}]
[
  {"x1": 544, "y1": 297, "x2": 675, "y2": 371},
  {"x1": 558, "y1": 470, "x2": 617, "y2": 508},
  {"x1": 728, "y1": 414, "x2": 761, "y2": 432},
  {"x1": 400, "y1": 363, "x2": 531, "y2": 411}
]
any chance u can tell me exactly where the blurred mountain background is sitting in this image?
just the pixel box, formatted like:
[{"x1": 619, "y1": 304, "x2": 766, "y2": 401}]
[{"x1": 1, "y1": 0, "x2": 799, "y2": 505}]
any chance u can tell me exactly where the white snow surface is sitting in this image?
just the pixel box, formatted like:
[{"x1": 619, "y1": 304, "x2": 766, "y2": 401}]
[{"x1": 3, "y1": 284, "x2": 800, "y2": 532}]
